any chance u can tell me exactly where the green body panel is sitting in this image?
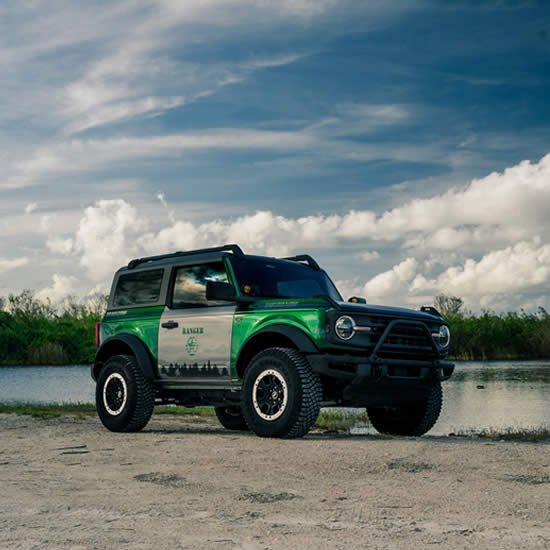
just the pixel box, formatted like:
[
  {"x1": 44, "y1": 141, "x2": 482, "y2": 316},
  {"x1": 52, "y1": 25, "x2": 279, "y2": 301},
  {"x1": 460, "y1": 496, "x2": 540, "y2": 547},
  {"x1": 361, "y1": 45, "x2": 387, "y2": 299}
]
[
  {"x1": 101, "y1": 306, "x2": 164, "y2": 361},
  {"x1": 230, "y1": 299, "x2": 328, "y2": 377},
  {"x1": 100, "y1": 299, "x2": 363, "y2": 380}
]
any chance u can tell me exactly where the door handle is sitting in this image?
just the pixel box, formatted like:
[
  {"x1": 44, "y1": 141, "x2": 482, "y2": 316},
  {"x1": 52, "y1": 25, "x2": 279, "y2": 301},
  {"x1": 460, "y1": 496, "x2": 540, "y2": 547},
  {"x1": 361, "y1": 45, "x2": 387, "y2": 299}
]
[{"x1": 161, "y1": 321, "x2": 179, "y2": 329}]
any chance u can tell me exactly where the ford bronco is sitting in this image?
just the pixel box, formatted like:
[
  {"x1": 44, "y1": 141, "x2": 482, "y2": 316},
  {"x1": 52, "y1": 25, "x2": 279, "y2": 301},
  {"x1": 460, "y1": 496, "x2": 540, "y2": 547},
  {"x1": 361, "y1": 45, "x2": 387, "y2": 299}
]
[{"x1": 92, "y1": 244, "x2": 453, "y2": 438}]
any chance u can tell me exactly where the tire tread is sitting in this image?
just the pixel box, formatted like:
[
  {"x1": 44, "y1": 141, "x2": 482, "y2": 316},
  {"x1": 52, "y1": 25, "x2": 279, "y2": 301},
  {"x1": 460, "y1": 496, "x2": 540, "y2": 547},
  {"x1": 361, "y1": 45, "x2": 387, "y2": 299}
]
[
  {"x1": 368, "y1": 383, "x2": 442, "y2": 437},
  {"x1": 242, "y1": 347, "x2": 322, "y2": 439},
  {"x1": 122, "y1": 355, "x2": 155, "y2": 432}
]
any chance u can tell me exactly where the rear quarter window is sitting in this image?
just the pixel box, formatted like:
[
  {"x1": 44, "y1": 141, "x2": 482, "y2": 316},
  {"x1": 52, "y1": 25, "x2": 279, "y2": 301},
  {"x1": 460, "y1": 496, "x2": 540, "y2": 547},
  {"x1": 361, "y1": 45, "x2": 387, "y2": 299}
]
[{"x1": 113, "y1": 269, "x2": 164, "y2": 307}]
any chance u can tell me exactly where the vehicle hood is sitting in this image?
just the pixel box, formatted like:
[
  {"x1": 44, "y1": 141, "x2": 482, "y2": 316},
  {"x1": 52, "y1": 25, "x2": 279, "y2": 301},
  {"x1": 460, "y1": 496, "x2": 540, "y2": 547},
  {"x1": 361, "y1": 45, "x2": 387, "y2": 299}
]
[{"x1": 334, "y1": 301, "x2": 445, "y2": 324}]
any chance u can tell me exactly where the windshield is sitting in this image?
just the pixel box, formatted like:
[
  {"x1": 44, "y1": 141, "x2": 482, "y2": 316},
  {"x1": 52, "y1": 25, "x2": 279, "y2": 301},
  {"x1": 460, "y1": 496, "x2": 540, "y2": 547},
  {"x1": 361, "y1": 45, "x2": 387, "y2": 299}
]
[{"x1": 230, "y1": 258, "x2": 342, "y2": 301}]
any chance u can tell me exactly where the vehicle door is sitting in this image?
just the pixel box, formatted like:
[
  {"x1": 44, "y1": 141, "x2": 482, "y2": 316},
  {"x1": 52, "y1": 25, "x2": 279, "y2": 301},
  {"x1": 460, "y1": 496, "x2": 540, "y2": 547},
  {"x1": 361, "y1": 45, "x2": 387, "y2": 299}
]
[{"x1": 158, "y1": 260, "x2": 235, "y2": 383}]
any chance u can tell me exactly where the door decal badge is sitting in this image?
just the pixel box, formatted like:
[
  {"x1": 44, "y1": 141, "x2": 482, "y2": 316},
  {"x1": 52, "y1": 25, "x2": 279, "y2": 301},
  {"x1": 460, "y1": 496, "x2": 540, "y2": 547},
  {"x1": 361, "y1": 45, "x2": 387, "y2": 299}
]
[
  {"x1": 185, "y1": 336, "x2": 199, "y2": 356},
  {"x1": 182, "y1": 327, "x2": 204, "y2": 334},
  {"x1": 182, "y1": 327, "x2": 203, "y2": 357}
]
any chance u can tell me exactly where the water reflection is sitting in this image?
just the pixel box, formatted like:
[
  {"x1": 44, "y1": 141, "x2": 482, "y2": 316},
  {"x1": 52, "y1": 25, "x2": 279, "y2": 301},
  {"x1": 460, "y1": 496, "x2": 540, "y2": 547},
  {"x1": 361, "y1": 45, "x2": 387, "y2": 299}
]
[
  {"x1": 0, "y1": 361, "x2": 549, "y2": 434},
  {"x1": 450, "y1": 360, "x2": 550, "y2": 383},
  {"x1": 0, "y1": 365, "x2": 94, "y2": 404},
  {"x1": 434, "y1": 361, "x2": 550, "y2": 435}
]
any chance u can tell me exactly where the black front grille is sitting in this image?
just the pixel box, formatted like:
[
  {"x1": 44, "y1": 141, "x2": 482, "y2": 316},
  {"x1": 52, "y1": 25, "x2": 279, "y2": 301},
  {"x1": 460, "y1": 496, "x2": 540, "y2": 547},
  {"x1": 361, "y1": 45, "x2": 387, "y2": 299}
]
[
  {"x1": 374, "y1": 319, "x2": 436, "y2": 361},
  {"x1": 327, "y1": 310, "x2": 441, "y2": 361}
]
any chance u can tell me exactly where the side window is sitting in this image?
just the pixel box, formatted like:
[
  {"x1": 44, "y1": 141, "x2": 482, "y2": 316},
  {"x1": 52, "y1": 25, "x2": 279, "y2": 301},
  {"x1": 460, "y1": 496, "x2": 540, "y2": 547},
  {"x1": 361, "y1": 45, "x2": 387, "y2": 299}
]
[
  {"x1": 172, "y1": 262, "x2": 229, "y2": 308},
  {"x1": 113, "y1": 269, "x2": 164, "y2": 307}
]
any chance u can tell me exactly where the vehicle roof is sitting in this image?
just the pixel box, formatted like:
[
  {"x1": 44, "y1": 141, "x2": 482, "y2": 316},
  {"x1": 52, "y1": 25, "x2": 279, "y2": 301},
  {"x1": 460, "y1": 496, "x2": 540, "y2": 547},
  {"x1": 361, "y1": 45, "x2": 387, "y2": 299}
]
[{"x1": 116, "y1": 245, "x2": 319, "y2": 274}]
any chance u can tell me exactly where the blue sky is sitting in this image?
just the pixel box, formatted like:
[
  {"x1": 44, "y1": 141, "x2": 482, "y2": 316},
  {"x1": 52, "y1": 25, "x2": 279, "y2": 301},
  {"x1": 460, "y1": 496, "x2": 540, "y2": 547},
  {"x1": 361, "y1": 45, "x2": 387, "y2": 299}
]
[{"x1": 1, "y1": 1, "x2": 549, "y2": 311}]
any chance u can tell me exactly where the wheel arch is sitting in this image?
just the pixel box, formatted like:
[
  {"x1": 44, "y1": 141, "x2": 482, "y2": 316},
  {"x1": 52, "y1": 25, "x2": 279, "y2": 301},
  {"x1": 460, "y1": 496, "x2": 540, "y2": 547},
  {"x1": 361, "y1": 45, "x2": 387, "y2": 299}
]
[
  {"x1": 235, "y1": 324, "x2": 318, "y2": 379},
  {"x1": 93, "y1": 334, "x2": 156, "y2": 381}
]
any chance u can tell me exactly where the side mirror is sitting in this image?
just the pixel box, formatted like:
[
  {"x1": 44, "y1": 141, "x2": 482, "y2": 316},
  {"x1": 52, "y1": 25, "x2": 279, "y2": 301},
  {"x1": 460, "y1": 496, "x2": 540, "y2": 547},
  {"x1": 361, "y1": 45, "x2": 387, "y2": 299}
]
[
  {"x1": 206, "y1": 281, "x2": 236, "y2": 301},
  {"x1": 348, "y1": 296, "x2": 367, "y2": 304}
]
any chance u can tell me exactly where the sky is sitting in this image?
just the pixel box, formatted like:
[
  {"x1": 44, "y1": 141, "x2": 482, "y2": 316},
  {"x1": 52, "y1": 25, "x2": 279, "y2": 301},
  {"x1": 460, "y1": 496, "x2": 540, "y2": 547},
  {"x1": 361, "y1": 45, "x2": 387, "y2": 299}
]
[{"x1": 1, "y1": 0, "x2": 549, "y2": 312}]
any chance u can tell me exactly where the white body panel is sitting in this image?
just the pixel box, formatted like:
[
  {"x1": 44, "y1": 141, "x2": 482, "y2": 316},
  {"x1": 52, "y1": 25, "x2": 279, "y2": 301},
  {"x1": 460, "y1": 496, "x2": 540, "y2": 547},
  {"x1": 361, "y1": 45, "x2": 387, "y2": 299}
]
[{"x1": 158, "y1": 305, "x2": 236, "y2": 380}]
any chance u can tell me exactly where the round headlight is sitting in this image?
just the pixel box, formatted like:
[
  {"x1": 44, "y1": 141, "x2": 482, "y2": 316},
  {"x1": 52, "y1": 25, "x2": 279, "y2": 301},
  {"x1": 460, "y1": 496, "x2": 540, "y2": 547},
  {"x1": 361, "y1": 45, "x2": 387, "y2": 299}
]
[
  {"x1": 335, "y1": 315, "x2": 356, "y2": 340},
  {"x1": 438, "y1": 325, "x2": 450, "y2": 347}
]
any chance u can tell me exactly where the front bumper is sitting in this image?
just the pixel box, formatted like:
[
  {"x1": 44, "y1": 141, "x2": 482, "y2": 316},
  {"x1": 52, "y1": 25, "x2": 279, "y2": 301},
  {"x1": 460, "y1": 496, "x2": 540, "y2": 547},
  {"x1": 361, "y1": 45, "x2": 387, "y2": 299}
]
[
  {"x1": 307, "y1": 354, "x2": 455, "y2": 382},
  {"x1": 307, "y1": 354, "x2": 455, "y2": 407}
]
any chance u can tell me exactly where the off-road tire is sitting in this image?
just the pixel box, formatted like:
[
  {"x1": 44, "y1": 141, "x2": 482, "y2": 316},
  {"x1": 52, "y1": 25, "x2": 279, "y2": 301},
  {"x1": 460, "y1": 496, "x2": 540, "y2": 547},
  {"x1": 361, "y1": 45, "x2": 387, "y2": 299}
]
[
  {"x1": 96, "y1": 354, "x2": 154, "y2": 432},
  {"x1": 241, "y1": 347, "x2": 322, "y2": 439},
  {"x1": 215, "y1": 406, "x2": 249, "y2": 431},
  {"x1": 367, "y1": 383, "x2": 443, "y2": 436}
]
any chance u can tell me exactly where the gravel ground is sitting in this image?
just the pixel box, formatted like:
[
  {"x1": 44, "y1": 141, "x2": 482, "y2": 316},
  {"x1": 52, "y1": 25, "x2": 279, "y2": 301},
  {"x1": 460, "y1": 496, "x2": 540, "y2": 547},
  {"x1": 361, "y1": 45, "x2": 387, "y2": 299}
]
[{"x1": 0, "y1": 413, "x2": 549, "y2": 550}]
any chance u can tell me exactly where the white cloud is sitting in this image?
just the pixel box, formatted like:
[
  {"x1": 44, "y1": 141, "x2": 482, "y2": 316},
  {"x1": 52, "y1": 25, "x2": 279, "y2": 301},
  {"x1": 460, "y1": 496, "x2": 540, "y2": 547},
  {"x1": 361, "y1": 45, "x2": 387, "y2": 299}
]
[
  {"x1": 363, "y1": 258, "x2": 418, "y2": 301},
  {"x1": 46, "y1": 237, "x2": 74, "y2": 255},
  {"x1": 355, "y1": 250, "x2": 380, "y2": 262},
  {"x1": 244, "y1": 53, "x2": 306, "y2": 70},
  {"x1": 15, "y1": 153, "x2": 550, "y2": 311},
  {"x1": 336, "y1": 103, "x2": 409, "y2": 127},
  {"x1": 73, "y1": 199, "x2": 145, "y2": 281},
  {"x1": 36, "y1": 274, "x2": 79, "y2": 304},
  {"x1": 24, "y1": 202, "x2": 38, "y2": 214},
  {"x1": 348, "y1": 239, "x2": 550, "y2": 311},
  {"x1": 5, "y1": 129, "x2": 318, "y2": 188},
  {"x1": 372, "y1": 154, "x2": 550, "y2": 244},
  {"x1": 139, "y1": 211, "x2": 300, "y2": 257},
  {"x1": 0, "y1": 257, "x2": 29, "y2": 274},
  {"x1": 1, "y1": 0, "x2": 336, "y2": 144},
  {"x1": 411, "y1": 240, "x2": 550, "y2": 297},
  {"x1": 63, "y1": 96, "x2": 185, "y2": 136},
  {"x1": 156, "y1": 193, "x2": 166, "y2": 208},
  {"x1": 333, "y1": 278, "x2": 364, "y2": 301}
]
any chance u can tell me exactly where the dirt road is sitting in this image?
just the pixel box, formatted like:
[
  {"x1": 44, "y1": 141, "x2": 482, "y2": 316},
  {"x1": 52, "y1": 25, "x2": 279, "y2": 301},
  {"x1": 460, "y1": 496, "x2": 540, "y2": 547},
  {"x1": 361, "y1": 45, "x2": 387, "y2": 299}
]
[{"x1": 0, "y1": 413, "x2": 549, "y2": 549}]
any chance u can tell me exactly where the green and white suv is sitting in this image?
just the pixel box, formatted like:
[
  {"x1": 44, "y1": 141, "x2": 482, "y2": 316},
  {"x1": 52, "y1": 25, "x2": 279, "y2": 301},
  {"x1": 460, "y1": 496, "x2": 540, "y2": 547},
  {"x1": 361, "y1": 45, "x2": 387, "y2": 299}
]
[{"x1": 92, "y1": 244, "x2": 454, "y2": 438}]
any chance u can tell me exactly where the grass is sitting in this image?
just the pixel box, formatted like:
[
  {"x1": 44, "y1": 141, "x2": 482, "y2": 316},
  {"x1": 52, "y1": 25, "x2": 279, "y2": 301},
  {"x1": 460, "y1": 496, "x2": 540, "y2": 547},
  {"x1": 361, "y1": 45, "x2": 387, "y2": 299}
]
[
  {"x1": 0, "y1": 402, "x2": 96, "y2": 418},
  {"x1": 315, "y1": 409, "x2": 369, "y2": 431},
  {"x1": 2, "y1": 404, "x2": 547, "y2": 441},
  {"x1": 0, "y1": 403, "x2": 218, "y2": 420},
  {"x1": 453, "y1": 426, "x2": 550, "y2": 442},
  {"x1": 0, "y1": 402, "x2": 369, "y2": 430}
]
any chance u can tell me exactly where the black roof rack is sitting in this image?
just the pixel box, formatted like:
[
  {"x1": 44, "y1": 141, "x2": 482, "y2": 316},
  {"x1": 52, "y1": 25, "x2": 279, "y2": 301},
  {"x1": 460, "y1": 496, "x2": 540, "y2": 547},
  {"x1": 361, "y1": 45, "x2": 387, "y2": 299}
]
[
  {"x1": 283, "y1": 254, "x2": 320, "y2": 271},
  {"x1": 127, "y1": 244, "x2": 244, "y2": 270}
]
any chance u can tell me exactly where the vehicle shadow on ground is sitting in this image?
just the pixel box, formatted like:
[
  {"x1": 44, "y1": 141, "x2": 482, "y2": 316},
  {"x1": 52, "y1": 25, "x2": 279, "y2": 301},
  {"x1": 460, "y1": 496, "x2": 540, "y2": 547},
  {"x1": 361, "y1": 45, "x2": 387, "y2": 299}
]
[
  {"x1": 141, "y1": 422, "x2": 435, "y2": 442},
  {"x1": 141, "y1": 421, "x2": 517, "y2": 444}
]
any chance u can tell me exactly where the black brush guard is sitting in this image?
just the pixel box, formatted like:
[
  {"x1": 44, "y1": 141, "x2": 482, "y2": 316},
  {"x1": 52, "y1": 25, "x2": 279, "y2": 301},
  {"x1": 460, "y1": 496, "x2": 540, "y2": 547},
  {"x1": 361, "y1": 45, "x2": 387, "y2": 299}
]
[{"x1": 307, "y1": 319, "x2": 455, "y2": 406}]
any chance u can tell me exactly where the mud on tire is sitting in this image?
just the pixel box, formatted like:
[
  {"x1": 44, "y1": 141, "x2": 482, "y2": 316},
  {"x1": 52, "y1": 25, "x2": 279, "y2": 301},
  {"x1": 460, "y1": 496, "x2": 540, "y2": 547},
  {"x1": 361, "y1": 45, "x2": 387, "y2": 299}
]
[
  {"x1": 96, "y1": 354, "x2": 154, "y2": 432},
  {"x1": 367, "y1": 382, "x2": 442, "y2": 437},
  {"x1": 241, "y1": 347, "x2": 322, "y2": 439}
]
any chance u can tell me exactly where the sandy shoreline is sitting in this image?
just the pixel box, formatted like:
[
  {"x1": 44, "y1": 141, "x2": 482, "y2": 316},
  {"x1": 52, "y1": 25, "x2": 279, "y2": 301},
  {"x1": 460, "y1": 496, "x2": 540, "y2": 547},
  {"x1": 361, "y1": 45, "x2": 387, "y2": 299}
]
[{"x1": 1, "y1": 412, "x2": 549, "y2": 549}]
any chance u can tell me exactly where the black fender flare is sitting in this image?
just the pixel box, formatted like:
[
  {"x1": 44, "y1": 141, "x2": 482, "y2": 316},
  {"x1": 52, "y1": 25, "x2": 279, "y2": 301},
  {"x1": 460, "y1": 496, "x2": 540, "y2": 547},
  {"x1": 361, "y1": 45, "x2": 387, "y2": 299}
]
[
  {"x1": 235, "y1": 324, "x2": 318, "y2": 378},
  {"x1": 92, "y1": 334, "x2": 156, "y2": 381}
]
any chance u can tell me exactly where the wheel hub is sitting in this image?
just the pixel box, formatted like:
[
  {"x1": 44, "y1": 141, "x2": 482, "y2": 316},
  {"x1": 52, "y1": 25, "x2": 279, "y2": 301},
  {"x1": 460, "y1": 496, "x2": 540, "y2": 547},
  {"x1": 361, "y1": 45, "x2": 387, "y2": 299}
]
[
  {"x1": 252, "y1": 369, "x2": 288, "y2": 421},
  {"x1": 103, "y1": 373, "x2": 128, "y2": 416}
]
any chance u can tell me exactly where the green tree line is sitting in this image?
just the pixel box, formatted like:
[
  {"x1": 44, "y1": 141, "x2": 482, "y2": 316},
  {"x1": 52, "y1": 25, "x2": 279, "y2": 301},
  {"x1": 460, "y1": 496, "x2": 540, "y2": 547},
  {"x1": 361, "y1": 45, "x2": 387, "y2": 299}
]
[
  {"x1": 435, "y1": 295, "x2": 550, "y2": 360},
  {"x1": 0, "y1": 291, "x2": 106, "y2": 365},
  {"x1": 0, "y1": 291, "x2": 549, "y2": 365}
]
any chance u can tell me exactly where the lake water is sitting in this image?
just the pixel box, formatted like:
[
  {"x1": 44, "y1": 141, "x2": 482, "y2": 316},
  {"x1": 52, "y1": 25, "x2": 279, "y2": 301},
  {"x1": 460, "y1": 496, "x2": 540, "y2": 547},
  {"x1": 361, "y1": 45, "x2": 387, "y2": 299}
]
[{"x1": 0, "y1": 361, "x2": 549, "y2": 435}]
